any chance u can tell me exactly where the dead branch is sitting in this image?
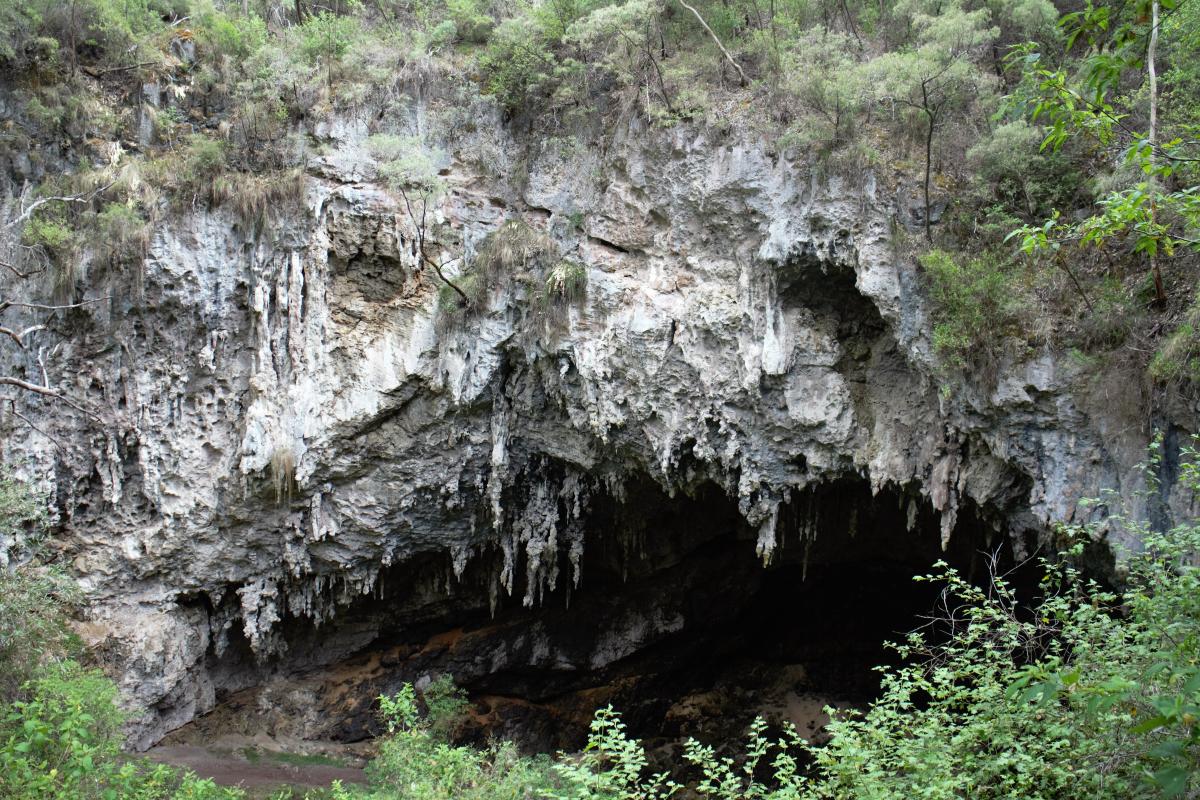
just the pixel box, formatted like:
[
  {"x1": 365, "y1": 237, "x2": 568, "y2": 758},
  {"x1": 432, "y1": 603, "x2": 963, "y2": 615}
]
[
  {"x1": 80, "y1": 61, "x2": 160, "y2": 77},
  {"x1": 6, "y1": 400, "x2": 65, "y2": 452},
  {"x1": 0, "y1": 325, "x2": 45, "y2": 349},
  {"x1": 10, "y1": 181, "x2": 116, "y2": 231},
  {"x1": 675, "y1": 0, "x2": 747, "y2": 86},
  {"x1": 0, "y1": 376, "x2": 60, "y2": 397},
  {"x1": 0, "y1": 296, "x2": 112, "y2": 313},
  {"x1": 398, "y1": 188, "x2": 470, "y2": 304},
  {"x1": 0, "y1": 259, "x2": 45, "y2": 279}
]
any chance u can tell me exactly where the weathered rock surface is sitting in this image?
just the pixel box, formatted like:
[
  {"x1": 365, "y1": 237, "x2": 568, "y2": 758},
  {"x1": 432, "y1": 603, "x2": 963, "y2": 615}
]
[{"x1": 0, "y1": 81, "x2": 1185, "y2": 748}]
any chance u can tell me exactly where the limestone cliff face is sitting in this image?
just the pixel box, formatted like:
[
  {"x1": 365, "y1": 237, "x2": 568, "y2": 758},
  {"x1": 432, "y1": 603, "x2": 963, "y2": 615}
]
[{"x1": 0, "y1": 81, "x2": 1175, "y2": 748}]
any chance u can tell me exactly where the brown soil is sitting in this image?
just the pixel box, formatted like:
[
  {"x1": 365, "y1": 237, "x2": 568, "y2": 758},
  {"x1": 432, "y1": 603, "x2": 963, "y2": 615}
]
[{"x1": 146, "y1": 743, "x2": 367, "y2": 793}]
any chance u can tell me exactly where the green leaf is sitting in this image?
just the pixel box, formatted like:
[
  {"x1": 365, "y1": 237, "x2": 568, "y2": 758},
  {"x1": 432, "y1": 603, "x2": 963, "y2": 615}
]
[
  {"x1": 1132, "y1": 715, "x2": 1171, "y2": 734},
  {"x1": 1151, "y1": 765, "x2": 1191, "y2": 798},
  {"x1": 1149, "y1": 740, "x2": 1188, "y2": 760}
]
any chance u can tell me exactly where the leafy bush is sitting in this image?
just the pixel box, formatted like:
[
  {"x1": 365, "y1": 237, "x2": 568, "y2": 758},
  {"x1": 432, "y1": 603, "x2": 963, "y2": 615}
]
[
  {"x1": 1151, "y1": 295, "x2": 1200, "y2": 385},
  {"x1": 421, "y1": 675, "x2": 470, "y2": 741},
  {"x1": 920, "y1": 248, "x2": 1028, "y2": 369},
  {"x1": 0, "y1": 472, "x2": 76, "y2": 705},
  {"x1": 334, "y1": 682, "x2": 557, "y2": 800},
  {"x1": 299, "y1": 10, "x2": 365, "y2": 88},
  {"x1": 0, "y1": 0, "x2": 177, "y2": 75},
  {"x1": 0, "y1": 565, "x2": 80, "y2": 704},
  {"x1": 1, "y1": 661, "x2": 242, "y2": 800},
  {"x1": 446, "y1": 0, "x2": 493, "y2": 44},
  {"x1": 177, "y1": 134, "x2": 228, "y2": 194},
  {"x1": 192, "y1": 0, "x2": 267, "y2": 60},
  {"x1": 0, "y1": 473, "x2": 241, "y2": 800},
  {"x1": 367, "y1": 134, "x2": 446, "y2": 199}
]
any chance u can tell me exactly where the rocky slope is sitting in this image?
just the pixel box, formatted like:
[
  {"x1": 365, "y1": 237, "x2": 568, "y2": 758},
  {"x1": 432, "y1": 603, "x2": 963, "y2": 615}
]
[{"x1": 1, "y1": 77, "x2": 1188, "y2": 749}]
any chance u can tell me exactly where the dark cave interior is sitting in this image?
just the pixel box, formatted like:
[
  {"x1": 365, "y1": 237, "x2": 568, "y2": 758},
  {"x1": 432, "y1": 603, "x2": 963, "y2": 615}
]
[{"x1": 174, "y1": 474, "x2": 1039, "y2": 759}]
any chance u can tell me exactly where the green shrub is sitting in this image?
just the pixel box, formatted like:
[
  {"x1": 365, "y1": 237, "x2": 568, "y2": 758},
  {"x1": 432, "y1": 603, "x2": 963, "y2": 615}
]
[
  {"x1": 0, "y1": 0, "x2": 176, "y2": 74},
  {"x1": 0, "y1": 472, "x2": 77, "y2": 705},
  {"x1": 920, "y1": 248, "x2": 1027, "y2": 369},
  {"x1": 22, "y1": 215, "x2": 74, "y2": 253},
  {"x1": 446, "y1": 0, "x2": 493, "y2": 43},
  {"x1": 367, "y1": 134, "x2": 446, "y2": 200},
  {"x1": 0, "y1": 566, "x2": 80, "y2": 704},
  {"x1": 0, "y1": 474, "x2": 241, "y2": 800},
  {"x1": 179, "y1": 134, "x2": 228, "y2": 189},
  {"x1": 1152, "y1": 295, "x2": 1200, "y2": 385},
  {"x1": 334, "y1": 682, "x2": 557, "y2": 800},
  {"x1": 477, "y1": 16, "x2": 560, "y2": 113},
  {"x1": 192, "y1": 1, "x2": 267, "y2": 60},
  {"x1": 299, "y1": 10, "x2": 364, "y2": 88},
  {"x1": 421, "y1": 675, "x2": 470, "y2": 741},
  {"x1": 0, "y1": 661, "x2": 243, "y2": 800}
]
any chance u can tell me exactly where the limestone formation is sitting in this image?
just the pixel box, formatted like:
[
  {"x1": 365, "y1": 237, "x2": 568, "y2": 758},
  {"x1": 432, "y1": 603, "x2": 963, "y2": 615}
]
[{"x1": 0, "y1": 84, "x2": 1181, "y2": 749}]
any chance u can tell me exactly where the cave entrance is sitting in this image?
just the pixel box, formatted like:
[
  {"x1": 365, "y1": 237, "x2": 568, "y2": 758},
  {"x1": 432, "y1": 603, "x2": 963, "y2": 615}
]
[
  {"x1": 172, "y1": 472, "x2": 1034, "y2": 760},
  {"x1": 428, "y1": 475, "x2": 1028, "y2": 754}
]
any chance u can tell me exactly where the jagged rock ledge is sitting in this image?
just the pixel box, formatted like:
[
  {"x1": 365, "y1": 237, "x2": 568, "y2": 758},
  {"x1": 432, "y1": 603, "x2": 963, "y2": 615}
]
[{"x1": 1, "y1": 82, "x2": 1178, "y2": 748}]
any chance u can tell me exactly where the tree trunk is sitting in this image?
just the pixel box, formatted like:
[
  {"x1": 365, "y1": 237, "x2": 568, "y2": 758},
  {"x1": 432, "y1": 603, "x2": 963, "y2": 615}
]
[
  {"x1": 675, "y1": 0, "x2": 747, "y2": 86},
  {"x1": 921, "y1": 85, "x2": 935, "y2": 244},
  {"x1": 1148, "y1": 0, "x2": 1167, "y2": 307}
]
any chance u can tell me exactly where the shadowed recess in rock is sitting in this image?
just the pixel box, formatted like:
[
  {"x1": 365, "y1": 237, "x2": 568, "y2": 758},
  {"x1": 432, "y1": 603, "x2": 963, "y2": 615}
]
[{"x1": 161, "y1": 473, "x2": 1037, "y2": 755}]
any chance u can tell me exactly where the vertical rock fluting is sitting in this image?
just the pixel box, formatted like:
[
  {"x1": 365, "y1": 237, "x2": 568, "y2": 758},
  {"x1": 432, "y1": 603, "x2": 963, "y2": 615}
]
[{"x1": 0, "y1": 88, "x2": 1174, "y2": 747}]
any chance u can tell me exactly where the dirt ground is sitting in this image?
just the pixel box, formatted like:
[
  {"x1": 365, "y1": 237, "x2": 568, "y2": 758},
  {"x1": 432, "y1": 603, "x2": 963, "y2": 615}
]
[{"x1": 147, "y1": 742, "x2": 368, "y2": 794}]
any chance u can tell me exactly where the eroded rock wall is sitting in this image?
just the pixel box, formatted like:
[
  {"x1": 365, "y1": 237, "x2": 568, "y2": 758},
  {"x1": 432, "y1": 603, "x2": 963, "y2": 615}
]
[{"x1": 0, "y1": 79, "x2": 1175, "y2": 747}]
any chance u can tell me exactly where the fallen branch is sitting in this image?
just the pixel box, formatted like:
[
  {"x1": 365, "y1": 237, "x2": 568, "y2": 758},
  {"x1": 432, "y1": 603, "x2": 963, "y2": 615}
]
[
  {"x1": 675, "y1": 0, "x2": 747, "y2": 86},
  {"x1": 0, "y1": 377, "x2": 60, "y2": 397},
  {"x1": 10, "y1": 181, "x2": 116, "y2": 230},
  {"x1": 0, "y1": 295, "x2": 112, "y2": 313},
  {"x1": 0, "y1": 325, "x2": 45, "y2": 349}
]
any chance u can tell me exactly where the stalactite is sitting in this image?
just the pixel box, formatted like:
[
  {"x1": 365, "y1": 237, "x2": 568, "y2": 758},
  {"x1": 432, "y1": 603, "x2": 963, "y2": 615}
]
[{"x1": 755, "y1": 503, "x2": 780, "y2": 564}]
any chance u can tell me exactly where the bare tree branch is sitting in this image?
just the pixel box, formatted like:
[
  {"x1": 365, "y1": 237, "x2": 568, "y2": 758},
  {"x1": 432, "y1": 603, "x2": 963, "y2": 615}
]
[
  {"x1": 9, "y1": 181, "x2": 115, "y2": 231},
  {"x1": 676, "y1": 0, "x2": 747, "y2": 85},
  {"x1": 0, "y1": 325, "x2": 45, "y2": 349},
  {"x1": 0, "y1": 296, "x2": 112, "y2": 313},
  {"x1": 0, "y1": 377, "x2": 60, "y2": 397},
  {"x1": 5, "y1": 400, "x2": 66, "y2": 452},
  {"x1": 398, "y1": 188, "x2": 470, "y2": 304},
  {"x1": 0, "y1": 259, "x2": 45, "y2": 279}
]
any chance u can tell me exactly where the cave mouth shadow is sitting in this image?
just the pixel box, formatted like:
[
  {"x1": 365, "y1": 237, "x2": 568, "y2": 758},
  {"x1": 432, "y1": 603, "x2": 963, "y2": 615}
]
[
  {"x1": 189, "y1": 474, "x2": 1041, "y2": 758},
  {"x1": 443, "y1": 475, "x2": 1038, "y2": 753}
]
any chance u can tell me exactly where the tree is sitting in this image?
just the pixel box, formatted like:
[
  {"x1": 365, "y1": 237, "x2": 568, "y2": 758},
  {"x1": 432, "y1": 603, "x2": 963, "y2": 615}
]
[
  {"x1": 1, "y1": 187, "x2": 109, "y2": 438},
  {"x1": 1009, "y1": 0, "x2": 1200, "y2": 308},
  {"x1": 777, "y1": 28, "x2": 869, "y2": 155},
  {"x1": 366, "y1": 135, "x2": 470, "y2": 305},
  {"x1": 869, "y1": 2, "x2": 997, "y2": 242}
]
